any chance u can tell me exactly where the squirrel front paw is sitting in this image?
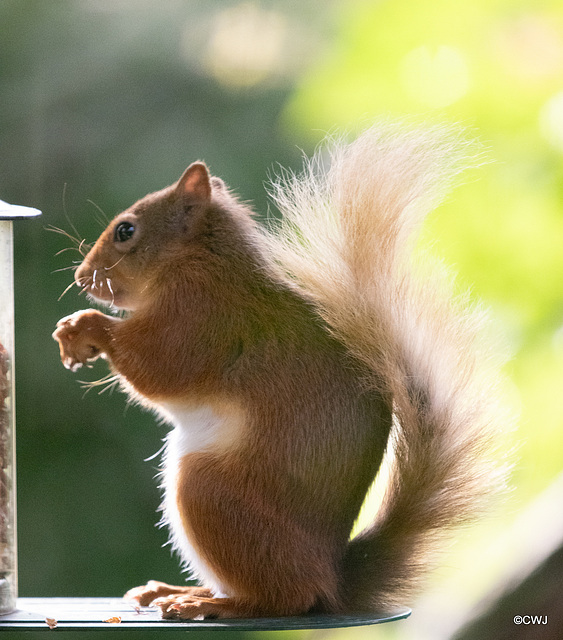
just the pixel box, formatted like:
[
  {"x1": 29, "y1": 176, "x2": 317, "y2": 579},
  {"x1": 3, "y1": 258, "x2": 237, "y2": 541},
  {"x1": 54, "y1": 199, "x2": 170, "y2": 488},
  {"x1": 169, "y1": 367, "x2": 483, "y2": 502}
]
[{"x1": 52, "y1": 310, "x2": 112, "y2": 372}]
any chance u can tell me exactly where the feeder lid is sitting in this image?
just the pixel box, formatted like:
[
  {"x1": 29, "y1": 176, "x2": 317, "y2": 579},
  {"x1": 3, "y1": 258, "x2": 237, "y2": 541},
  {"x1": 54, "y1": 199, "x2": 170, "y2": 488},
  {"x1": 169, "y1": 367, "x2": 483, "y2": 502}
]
[{"x1": 0, "y1": 199, "x2": 42, "y2": 220}]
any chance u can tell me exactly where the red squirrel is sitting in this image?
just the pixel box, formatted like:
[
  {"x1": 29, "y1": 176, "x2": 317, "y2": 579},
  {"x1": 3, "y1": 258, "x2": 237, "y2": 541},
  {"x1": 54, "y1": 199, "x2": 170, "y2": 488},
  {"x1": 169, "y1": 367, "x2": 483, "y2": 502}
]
[{"x1": 53, "y1": 124, "x2": 506, "y2": 620}]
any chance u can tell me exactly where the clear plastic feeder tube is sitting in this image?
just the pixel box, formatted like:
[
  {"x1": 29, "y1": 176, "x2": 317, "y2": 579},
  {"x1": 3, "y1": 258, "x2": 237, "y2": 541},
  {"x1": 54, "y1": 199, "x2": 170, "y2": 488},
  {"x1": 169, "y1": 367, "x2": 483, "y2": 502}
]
[{"x1": 0, "y1": 201, "x2": 40, "y2": 614}]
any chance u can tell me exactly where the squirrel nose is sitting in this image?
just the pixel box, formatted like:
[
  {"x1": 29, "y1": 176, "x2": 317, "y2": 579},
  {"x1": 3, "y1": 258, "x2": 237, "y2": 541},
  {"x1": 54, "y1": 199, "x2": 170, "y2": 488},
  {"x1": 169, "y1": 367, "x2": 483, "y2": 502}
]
[{"x1": 75, "y1": 262, "x2": 88, "y2": 287}]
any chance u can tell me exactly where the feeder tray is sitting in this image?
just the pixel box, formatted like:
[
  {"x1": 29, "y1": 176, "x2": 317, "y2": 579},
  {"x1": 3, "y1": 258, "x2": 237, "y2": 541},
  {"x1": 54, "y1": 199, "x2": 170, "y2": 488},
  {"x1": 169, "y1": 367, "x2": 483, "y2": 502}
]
[{"x1": 0, "y1": 598, "x2": 411, "y2": 632}]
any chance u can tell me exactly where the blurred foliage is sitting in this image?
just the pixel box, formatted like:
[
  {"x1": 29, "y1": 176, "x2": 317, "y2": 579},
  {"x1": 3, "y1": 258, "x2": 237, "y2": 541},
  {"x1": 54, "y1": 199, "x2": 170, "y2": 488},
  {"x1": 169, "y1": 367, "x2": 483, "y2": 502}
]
[
  {"x1": 285, "y1": 0, "x2": 563, "y2": 496},
  {"x1": 1, "y1": 0, "x2": 562, "y2": 639}
]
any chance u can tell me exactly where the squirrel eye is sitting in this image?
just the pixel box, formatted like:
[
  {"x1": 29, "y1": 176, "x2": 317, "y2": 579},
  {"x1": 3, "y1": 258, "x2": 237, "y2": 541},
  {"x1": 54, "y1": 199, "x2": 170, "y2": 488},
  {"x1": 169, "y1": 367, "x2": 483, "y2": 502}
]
[{"x1": 114, "y1": 221, "x2": 135, "y2": 243}]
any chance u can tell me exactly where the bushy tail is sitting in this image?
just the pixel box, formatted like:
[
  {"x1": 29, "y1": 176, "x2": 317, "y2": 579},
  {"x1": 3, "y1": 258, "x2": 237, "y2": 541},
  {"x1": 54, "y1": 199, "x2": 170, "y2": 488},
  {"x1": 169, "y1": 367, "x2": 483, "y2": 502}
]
[{"x1": 265, "y1": 122, "x2": 510, "y2": 610}]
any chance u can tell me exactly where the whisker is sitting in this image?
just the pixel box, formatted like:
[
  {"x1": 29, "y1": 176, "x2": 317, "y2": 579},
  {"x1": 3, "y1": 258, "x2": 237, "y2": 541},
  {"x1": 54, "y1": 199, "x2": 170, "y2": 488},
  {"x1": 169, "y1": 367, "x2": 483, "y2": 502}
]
[
  {"x1": 78, "y1": 239, "x2": 89, "y2": 256},
  {"x1": 55, "y1": 246, "x2": 84, "y2": 257},
  {"x1": 74, "y1": 274, "x2": 91, "y2": 298},
  {"x1": 47, "y1": 225, "x2": 90, "y2": 256},
  {"x1": 87, "y1": 199, "x2": 110, "y2": 226},
  {"x1": 106, "y1": 278, "x2": 115, "y2": 305},
  {"x1": 52, "y1": 265, "x2": 79, "y2": 273},
  {"x1": 145, "y1": 442, "x2": 167, "y2": 463},
  {"x1": 58, "y1": 280, "x2": 78, "y2": 301},
  {"x1": 62, "y1": 183, "x2": 83, "y2": 243},
  {"x1": 98, "y1": 378, "x2": 120, "y2": 396},
  {"x1": 104, "y1": 254, "x2": 127, "y2": 272},
  {"x1": 74, "y1": 272, "x2": 89, "y2": 286},
  {"x1": 47, "y1": 225, "x2": 81, "y2": 245},
  {"x1": 79, "y1": 373, "x2": 121, "y2": 396},
  {"x1": 79, "y1": 372, "x2": 116, "y2": 387}
]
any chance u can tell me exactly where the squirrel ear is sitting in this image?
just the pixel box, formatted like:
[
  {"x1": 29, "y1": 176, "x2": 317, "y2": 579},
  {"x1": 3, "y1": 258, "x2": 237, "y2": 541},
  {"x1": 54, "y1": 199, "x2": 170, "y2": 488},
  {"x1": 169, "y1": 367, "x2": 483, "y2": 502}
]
[{"x1": 177, "y1": 162, "x2": 212, "y2": 202}]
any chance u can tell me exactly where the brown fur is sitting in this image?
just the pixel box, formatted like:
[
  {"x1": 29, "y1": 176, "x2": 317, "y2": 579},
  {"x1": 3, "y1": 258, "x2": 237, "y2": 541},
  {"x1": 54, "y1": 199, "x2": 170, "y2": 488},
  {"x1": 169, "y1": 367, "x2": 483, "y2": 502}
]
[{"x1": 53, "y1": 125, "x2": 508, "y2": 619}]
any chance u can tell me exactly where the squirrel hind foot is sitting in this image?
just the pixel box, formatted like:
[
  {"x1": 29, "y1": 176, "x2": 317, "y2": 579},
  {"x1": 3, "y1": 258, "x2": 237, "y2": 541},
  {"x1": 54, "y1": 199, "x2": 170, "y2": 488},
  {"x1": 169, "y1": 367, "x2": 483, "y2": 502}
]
[
  {"x1": 153, "y1": 594, "x2": 280, "y2": 620},
  {"x1": 123, "y1": 580, "x2": 212, "y2": 608}
]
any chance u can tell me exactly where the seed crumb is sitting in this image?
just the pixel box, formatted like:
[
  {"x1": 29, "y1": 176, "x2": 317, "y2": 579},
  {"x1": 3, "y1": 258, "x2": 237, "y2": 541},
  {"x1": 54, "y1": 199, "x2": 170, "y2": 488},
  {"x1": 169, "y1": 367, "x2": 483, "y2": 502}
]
[{"x1": 45, "y1": 617, "x2": 58, "y2": 629}]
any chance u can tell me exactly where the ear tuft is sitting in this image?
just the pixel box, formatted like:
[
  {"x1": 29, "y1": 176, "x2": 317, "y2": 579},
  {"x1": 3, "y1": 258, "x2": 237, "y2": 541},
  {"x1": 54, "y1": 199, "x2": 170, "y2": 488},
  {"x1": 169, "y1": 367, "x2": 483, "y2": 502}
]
[
  {"x1": 211, "y1": 176, "x2": 226, "y2": 191},
  {"x1": 177, "y1": 162, "x2": 212, "y2": 202}
]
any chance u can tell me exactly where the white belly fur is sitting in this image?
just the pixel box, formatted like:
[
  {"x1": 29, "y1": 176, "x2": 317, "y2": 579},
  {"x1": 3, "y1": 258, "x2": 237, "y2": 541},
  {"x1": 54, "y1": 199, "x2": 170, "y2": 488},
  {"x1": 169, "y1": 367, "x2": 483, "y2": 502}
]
[{"x1": 157, "y1": 402, "x2": 244, "y2": 597}]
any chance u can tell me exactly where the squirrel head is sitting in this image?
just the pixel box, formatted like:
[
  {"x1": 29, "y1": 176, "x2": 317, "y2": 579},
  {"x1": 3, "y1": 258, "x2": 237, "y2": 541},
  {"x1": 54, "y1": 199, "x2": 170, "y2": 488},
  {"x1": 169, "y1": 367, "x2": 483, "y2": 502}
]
[{"x1": 75, "y1": 162, "x2": 228, "y2": 310}]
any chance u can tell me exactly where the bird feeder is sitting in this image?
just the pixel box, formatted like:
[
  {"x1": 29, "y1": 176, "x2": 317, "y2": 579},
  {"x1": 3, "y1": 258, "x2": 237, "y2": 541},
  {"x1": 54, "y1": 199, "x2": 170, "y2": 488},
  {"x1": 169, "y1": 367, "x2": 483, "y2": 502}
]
[{"x1": 0, "y1": 200, "x2": 41, "y2": 614}]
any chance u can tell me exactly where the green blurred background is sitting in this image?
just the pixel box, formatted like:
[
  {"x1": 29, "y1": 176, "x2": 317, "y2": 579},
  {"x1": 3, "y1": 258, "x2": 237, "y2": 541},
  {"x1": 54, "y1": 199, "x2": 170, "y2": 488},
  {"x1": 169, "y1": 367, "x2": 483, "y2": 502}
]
[{"x1": 1, "y1": 0, "x2": 563, "y2": 638}]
